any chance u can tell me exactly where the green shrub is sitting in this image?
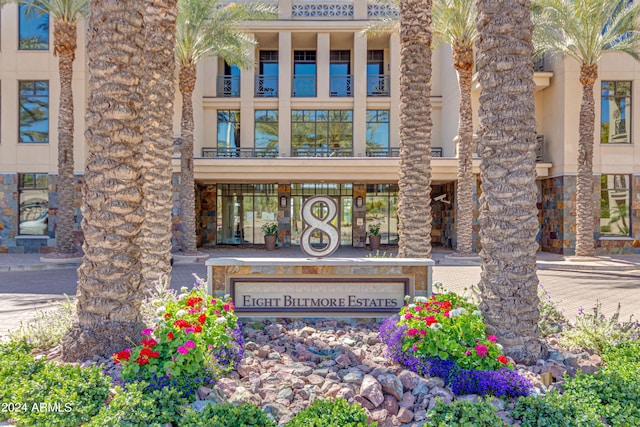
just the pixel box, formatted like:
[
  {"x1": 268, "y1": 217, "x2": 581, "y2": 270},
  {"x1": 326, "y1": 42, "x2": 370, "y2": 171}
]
[
  {"x1": 87, "y1": 382, "x2": 188, "y2": 427},
  {"x1": 180, "y1": 402, "x2": 276, "y2": 427},
  {"x1": 602, "y1": 340, "x2": 640, "y2": 365},
  {"x1": 0, "y1": 343, "x2": 46, "y2": 421},
  {"x1": 511, "y1": 391, "x2": 604, "y2": 427},
  {"x1": 538, "y1": 284, "x2": 567, "y2": 336},
  {"x1": 286, "y1": 398, "x2": 375, "y2": 427},
  {"x1": 558, "y1": 301, "x2": 640, "y2": 354},
  {"x1": 426, "y1": 398, "x2": 505, "y2": 427},
  {"x1": 7, "y1": 296, "x2": 75, "y2": 350},
  {"x1": 563, "y1": 361, "x2": 640, "y2": 427},
  {"x1": 11, "y1": 362, "x2": 111, "y2": 427}
]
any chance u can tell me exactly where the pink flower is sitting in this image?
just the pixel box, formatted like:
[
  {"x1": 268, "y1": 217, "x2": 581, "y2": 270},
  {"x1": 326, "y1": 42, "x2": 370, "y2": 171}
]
[
  {"x1": 465, "y1": 350, "x2": 471, "y2": 356},
  {"x1": 412, "y1": 345, "x2": 418, "y2": 351},
  {"x1": 474, "y1": 344, "x2": 488, "y2": 358},
  {"x1": 184, "y1": 340, "x2": 196, "y2": 349},
  {"x1": 210, "y1": 299, "x2": 217, "y2": 304},
  {"x1": 185, "y1": 327, "x2": 195, "y2": 334},
  {"x1": 404, "y1": 313, "x2": 413, "y2": 320},
  {"x1": 415, "y1": 306, "x2": 424, "y2": 311},
  {"x1": 177, "y1": 346, "x2": 189, "y2": 355},
  {"x1": 487, "y1": 335, "x2": 497, "y2": 343},
  {"x1": 407, "y1": 328, "x2": 420, "y2": 337},
  {"x1": 141, "y1": 328, "x2": 153, "y2": 336},
  {"x1": 223, "y1": 303, "x2": 231, "y2": 312},
  {"x1": 425, "y1": 316, "x2": 438, "y2": 326}
]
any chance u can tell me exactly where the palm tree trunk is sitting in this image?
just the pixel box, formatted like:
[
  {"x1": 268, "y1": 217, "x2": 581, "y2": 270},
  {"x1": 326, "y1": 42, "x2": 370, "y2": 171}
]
[
  {"x1": 53, "y1": 19, "x2": 77, "y2": 255},
  {"x1": 62, "y1": 0, "x2": 146, "y2": 361},
  {"x1": 179, "y1": 64, "x2": 198, "y2": 254},
  {"x1": 139, "y1": 0, "x2": 178, "y2": 284},
  {"x1": 453, "y1": 44, "x2": 474, "y2": 255},
  {"x1": 397, "y1": 0, "x2": 433, "y2": 259},
  {"x1": 475, "y1": 0, "x2": 544, "y2": 364},
  {"x1": 575, "y1": 65, "x2": 598, "y2": 257}
]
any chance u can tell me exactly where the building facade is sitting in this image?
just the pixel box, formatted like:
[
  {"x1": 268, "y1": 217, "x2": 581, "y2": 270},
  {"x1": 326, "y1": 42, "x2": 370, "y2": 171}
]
[{"x1": 0, "y1": 1, "x2": 638, "y2": 255}]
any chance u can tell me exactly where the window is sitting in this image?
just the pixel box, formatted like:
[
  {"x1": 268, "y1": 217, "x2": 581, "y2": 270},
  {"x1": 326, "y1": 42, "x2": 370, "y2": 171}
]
[
  {"x1": 601, "y1": 81, "x2": 631, "y2": 143},
  {"x1": 254, "y1": 110, "x2": 278, "y2": 157},
  {"x1": 19, "y1": 81, "x2": 49, "y2": 143},
  {"x1": 217, "y1": 63, "x2": 240, "y2": 97},
  {"x1": 18, "y1": 173, "x2": 48, "y2": 236},
  {"x1": 367, "y1": 50, "x2": 388, "y2": 96},
  {"x1": 257, "y1": 51, "x2": 279, "y2": 97},
  {"x1": 217, "y1": 184, "x2": 278, "y2": 245},
  {"x1": 330, "y1": 50, "x2": 351, "y2": 97},
  {"x1": 600, "y1": 174, "x2": 631, "y2": 237},
  {"x1": 366, "y1": 110, "x2": 390, "y2": 154},
  {"x1": 217, "y1": 110, "x2": 240, "y2": 156},
  {"x1": 291, "y1": 110, "x2": 352, "y2": 157},
  {"x1": 19, "y1": 5, "x2": 49, "y2": 50},
  {"x1": 366, "y1": 184, "x2": 399, "y2": 245},
  {"x1": 293, "y1": 50, "x2": 316, "y2": 97}
]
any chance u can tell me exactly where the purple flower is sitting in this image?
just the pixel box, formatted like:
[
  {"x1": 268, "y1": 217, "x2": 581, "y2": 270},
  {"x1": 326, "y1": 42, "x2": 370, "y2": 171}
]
[{"x1": 141, "y1": 328, "x2": 153, "y2": 336}]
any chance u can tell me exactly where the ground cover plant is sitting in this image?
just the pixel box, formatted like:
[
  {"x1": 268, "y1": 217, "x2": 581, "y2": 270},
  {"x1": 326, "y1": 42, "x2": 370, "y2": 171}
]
[
  {"x1": 285, "y1": 398, "x2": 375, "y2": 427},
  {"x1": 113, "y1": 277, "x2": 243, "y2": 396},
  {"x1": 379, "y1": 292, "x2": 532, "y2": 397},
  {"x1": 180, "y1": 402, "x2": 277, "y2": 427},
  {"x1": 426, "y1": 398, "x2": 505, "y2": 427}
]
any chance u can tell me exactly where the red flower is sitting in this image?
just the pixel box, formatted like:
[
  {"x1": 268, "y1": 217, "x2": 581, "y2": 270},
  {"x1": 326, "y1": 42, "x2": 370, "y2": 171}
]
[
  {"x1": 425, "y1": 316, "x2": 438, "y2": 326},
  {"x1": 167, "y1": 331, "x2": 174, "y2": 340},
  {"x1": 140, "y1": 348, "x2": 160, "y2": 359},
  {"x1": 198, "y1": 314, "x2": 207, "y2": 324},
  {"x1": 174, "y1": 319, "x2": 191, "y2": 329},
  {"x1": 194, "y1": 325, "x2": 203, "y2": 333},
  {"x1": 164, "y1": 312, "x2": 171, "y2": 319},
  {"x1": 135, "y1": 356, "x2": 149, "y2": 366},
  {"x1": 186, "y1": 297, "x2": 203, "y2": 307},
  {"x1": 497, "y1": 355, "x2": 509, "y2": 364},
  {"x1": 141, "y1": 338, "x2": 158, "y2": 348},
  {"x1": 112, "y1": 349, "x2": 131, "y2": 363}
]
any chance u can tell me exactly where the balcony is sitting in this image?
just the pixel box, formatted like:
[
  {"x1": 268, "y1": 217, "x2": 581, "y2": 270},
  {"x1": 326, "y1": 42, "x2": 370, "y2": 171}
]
[
  {"x1": 255, "y1": 74, "x2": 279, "y2": 97},
  {"x1": 292, "y1": 147, "x2": 353, "y2": 157},
  {"x1": 330, "y1": 74, "x2": 353, "y2": 97},
  {"x1": 366, "y1": 147, "x2": 443, "y2": 157},
  {"x1": 202, "y1": 147, "x2": 278, "y2": 158},
  {"x1": 292, "y1": 1, "x2": 353, "y2": 18},
  {"x1": 292, "y1": 75, "x2": 316, "y2": 97},
  {"x1": 216, "y1": 75, "x2": 240, "y2": 97},
  {"x1": 367, "y1": 74, "x2": 390, "y2": 97}
]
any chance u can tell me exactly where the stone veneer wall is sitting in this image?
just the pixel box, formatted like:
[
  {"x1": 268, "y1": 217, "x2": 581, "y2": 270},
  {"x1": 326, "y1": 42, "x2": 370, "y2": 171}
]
[
  {"x1": 0, "y1": 174, "x2": 19, "y2": 253},
  {"x1": 277, "y1": 184, "x2": 291, "y2": 247},
  {"x1": 200, "y1": 184, "x2": 217, "y2": 247},
  {"x1": 539, "y1": 176, "x2": 575, "y2": 254},
  {"x1": 352, "y1": 183, "x2": 366, "y2": 248}
]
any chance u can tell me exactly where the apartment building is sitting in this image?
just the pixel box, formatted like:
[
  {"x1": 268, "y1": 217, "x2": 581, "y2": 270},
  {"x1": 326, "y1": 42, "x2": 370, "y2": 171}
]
[{"x1": 0, "y1": 1, "x2": 638, "y2": 255}]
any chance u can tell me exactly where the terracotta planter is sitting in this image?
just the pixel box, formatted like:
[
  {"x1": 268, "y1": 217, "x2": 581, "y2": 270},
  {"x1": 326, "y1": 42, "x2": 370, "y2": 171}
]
[
  {"x1": 369, "y1": 235, "x2": 381, "y2": 251},
  {"x1": 264, "y1": 235, "x2": 277, "y2": 251}
]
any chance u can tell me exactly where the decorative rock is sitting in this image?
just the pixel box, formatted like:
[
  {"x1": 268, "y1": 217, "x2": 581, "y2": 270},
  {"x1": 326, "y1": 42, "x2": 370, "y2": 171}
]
[
  {"x1": 263, "y1": 402, "x2": 292, "y2": 421},
  {"x1": 381, "y1": 394, "x2": 399, "y2": 416},
  {"x1": 277, "y1": 387, "x2": 294, "y2": 402},
  {"x1": 337, "y1": 387, "x2": 355, "y2": 400},
  {"x1": 488, "y1": 397, "x2": 506, "y2": 411},
  {"x1": 397, "y1": 407, "x2": 414, "y2": 423},
  {"x1": 378, "y1": 373, "x2": 404, "y2": 401},
  {"x1": 190, "y1": 400, "x2": 212, "y2": 412},
  {"x1": 456, "y1": 394, "x2": 479, "y2": 403},
  {"x1": 399, "y1": 392, "x2": 415, "y2": 408},
  {"x1": 398, "y1": 370, "x2": 420, "y2": 390},
  {"x1": 354, "y1": 394, "x2": 376, "y2": 410},
  {"x1": 360, "y1": 375, "x2": 385, "y2": 407},
  {"x1": 343, "y1": 371, "x2": 365, "y2": 385},
  {"x1": 414, "y1": 409, "x2": 427, "y2": 422},
  {"x1": 228, "y1": 386, "x2": 261, "y2": 406},
  {"x1": 430, "y1": 386, "x2": 454, "y2": 403},
  {"x1": 369, "y1": 408, "x2": 389, "y2": 423}
]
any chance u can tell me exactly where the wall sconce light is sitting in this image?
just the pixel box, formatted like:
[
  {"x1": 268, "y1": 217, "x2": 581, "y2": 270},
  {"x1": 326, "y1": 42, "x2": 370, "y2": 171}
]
[
  {"x1": 355, "y1": 196, "x2": 363, "y2": 208},
  {"x1": 280, "y1": 196, "x2": 288, "y2": 208}
]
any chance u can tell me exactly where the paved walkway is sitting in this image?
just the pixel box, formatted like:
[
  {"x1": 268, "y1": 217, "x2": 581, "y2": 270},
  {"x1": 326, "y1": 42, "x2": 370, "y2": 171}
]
[{"x1": 1, "y1": 247, "x2": 639, "y2": 337}]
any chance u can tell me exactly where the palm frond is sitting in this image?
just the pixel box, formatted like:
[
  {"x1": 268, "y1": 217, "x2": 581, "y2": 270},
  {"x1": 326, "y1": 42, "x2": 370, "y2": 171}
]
[
  {"x1": 1, "y1": 0, "x2": 88, "y2": 21},
  {"x1": 432, "y1": 0, "x2": 477, "y2": 49},
  {"x1": 362, "y1": 0, "x2": 399, "y2": 38}
]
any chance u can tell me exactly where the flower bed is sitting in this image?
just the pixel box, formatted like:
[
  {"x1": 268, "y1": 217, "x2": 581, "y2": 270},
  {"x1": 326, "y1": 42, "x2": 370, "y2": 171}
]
[
  {"x1": 379, "y1": 293, "x2": 532, "y2": 397},
  {"x1": 113, "y1": 281, "x2": 243, "y2": 395}
]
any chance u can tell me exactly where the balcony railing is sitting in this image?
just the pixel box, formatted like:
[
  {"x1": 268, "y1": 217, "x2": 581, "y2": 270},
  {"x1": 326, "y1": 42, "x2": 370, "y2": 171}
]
[
  {"x1": 330, "y1": 74, "x2": 353, "y2": 97},
  {"x1": 366, "y1": 147, "x2": 443, "y2": 157},
  {"x1": 216, "y1": 75, "x2": 240, "y2": 97},
  {"x1": 367, "y1": 74, "x2": 390, "y2": 97},
  {"x1": 293, "y1": 147, "x2": 353, "y2": 157},
  {"x1": 255, "y1": 74, "x2": 279, "y2": 97},
  {"x1": 202, "y1": 147, "x2": 278, "y2": 158},
  {"x1": 292, "y1": 1, "x2": 353, "y2": 18},
  {"x1": 292, "y1": 74, "x2": 316, "y2": 97}
]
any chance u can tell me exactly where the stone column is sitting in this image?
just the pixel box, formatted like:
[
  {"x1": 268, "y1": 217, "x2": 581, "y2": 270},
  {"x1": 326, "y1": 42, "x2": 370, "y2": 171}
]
[
  {"x1": 279, "y1": 31, "x2": 292, "y2": 156},
  {"x1": 317, "y1": 32, "x2": 330, "y2": 100},
  {"x1": 278, "y1": 183, "x2": 291, "y2": 246},
  {"x1": 241, "y1": 36, "x2": 256, "y2": 149},
  {"x1": 353, "y1": 32, "x2": 368, "y2": 157}
]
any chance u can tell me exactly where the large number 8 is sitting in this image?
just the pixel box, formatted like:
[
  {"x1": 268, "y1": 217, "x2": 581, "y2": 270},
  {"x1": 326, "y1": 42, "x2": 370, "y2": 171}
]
[{"x1": 300, "y1": 196, "x2": 340, "y2": 258}]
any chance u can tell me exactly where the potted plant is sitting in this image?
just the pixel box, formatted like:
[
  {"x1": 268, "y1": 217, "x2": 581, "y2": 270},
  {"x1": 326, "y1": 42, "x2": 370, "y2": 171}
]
[
  {"x1": 262, "y1": 222, "x2": 278, "y2": 251},
  {"x1": 368, "y1": 223, "x2": 381, "y2": 251}
]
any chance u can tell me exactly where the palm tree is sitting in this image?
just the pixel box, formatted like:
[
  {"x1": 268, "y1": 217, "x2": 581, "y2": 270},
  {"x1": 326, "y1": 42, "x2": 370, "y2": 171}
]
[
  {"x1": 3, "y1": 0, "x2": 88, "y2": 255},
  {"x1": 62, "y1": 0, "x2": 148, "y2": 361},
  {"x1": 475, "y1": 0, "x2": 544, "y2": 363},
  {"x1": 364, "y1": 0, "x2": 477, "y2": 256},
  {"x1": 176, "y1": 0, "x2": 275, "y2": 254},
  {"x1": 396, "y1": 0, "x2": 433, "y2": 258},
  {"x1": 139, "y1": 0, "x2": 178, "y2": 285},
  {"x1": 432, "y1": 0, "x2": 477, "y2": 255},
  {"x1": 532, "y1": 0, "x2": 640, "y2": 257}
]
